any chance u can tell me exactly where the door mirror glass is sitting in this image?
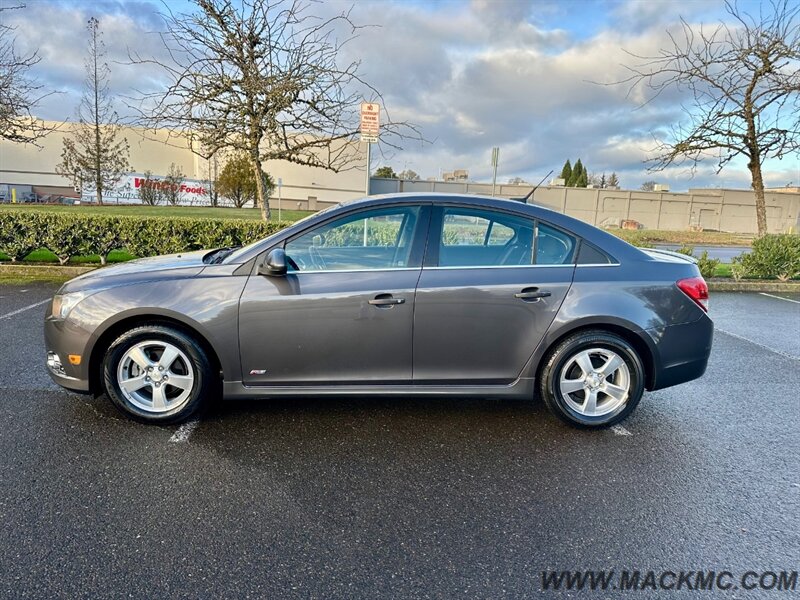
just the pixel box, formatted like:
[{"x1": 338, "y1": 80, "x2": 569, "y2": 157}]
[{"x1": 259, "y1": 248, "x2": 288, "y2": 276}]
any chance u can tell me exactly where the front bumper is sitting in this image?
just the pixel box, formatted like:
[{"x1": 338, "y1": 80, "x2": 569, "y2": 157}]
[{"x1": 44, "y1": 316, "x2": 91, "y2": 393}]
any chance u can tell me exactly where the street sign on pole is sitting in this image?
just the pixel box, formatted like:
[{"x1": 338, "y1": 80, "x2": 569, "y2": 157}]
[
  {"x1": 361, "y1": 102, "x2": 380, "y2": 196},
  {"x1": 360, "y1": 102, "x2": 380, "y2": 139}
]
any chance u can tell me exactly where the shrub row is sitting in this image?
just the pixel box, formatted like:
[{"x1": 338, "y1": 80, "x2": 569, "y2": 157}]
[
  {"x1": 0, "y1": 212, "x2": 285, "y2": 264},
  {"x1": 732, "y1": 234, "x2": 800, "y2": 282},
  {"x1": 674, "y1": 245, "x2": 721, "y2": 280}
]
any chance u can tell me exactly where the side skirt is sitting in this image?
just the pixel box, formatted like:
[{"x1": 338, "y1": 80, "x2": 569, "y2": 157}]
[{"x1": 221, "y1": 378, "x2": 536, "y2": 400}]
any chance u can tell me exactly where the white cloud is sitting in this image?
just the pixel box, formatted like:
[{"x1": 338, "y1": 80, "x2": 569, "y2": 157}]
[{"x1": 6, "y1": 0, "x2": 793, "y2": 192}]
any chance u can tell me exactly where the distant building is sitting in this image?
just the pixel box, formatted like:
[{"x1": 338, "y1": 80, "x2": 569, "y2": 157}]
[
  {"x1": 442, "y1": 169, "x2": 469, "y2": 182},
  {"x1": 0, "y1": 120, "x2": 367, "y2": 211}
]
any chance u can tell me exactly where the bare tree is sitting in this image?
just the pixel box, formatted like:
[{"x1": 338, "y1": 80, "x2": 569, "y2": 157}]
[
  {"x1": 130, "y1": 0, "x2": 420, "y2": 220},
  {"x1": 398, "y1": 169, "x2": 420, "y2": 181},
  {"x1": 621, "y1": 1, "x2": 800, "y2": 236},
  {"x1": 587, "y1": 172, "x2": 604, "y2": 187},
  {"x1": 57, "y1": 17, "x2": 131, "y2": 205},
  {"x1": 641, "y1": 180, "x2": 658, "y2": 192},
  {"x1": 162, "y1": 163, "x2": 186, "y2": 206},
  {"x1": 607, "y1": 172, "x2": 620, "y2": 188},
  {"x1": 0, "y1": 3, "x2": 54, "y2": 144},
  {"x1": 137, "y1": 170, "x2": 163, "y2": 206}
]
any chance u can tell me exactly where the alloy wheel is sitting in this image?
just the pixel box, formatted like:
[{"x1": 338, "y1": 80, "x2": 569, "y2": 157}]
[
  {"x1": 558, "y1": 347, "x2": 631, "y2": 417},
  {"x1": 116, "y1": 340, "x2": 195, "y2": 414}
]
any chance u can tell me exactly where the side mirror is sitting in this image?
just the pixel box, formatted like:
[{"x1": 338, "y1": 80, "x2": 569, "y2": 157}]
[{"x1": 259, "y1": 248, "x2": 288, "y2": 277}]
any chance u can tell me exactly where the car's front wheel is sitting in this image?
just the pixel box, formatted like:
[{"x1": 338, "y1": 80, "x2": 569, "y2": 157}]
[
  {"x1": 539, "y1": 330, "x2": 644, "y2": 428},
  {"x1": 103, "y1": 325, "x2": 213, "y2": 424}
]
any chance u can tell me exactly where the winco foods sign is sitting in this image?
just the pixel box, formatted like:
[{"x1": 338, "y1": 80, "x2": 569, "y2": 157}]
[{"x1": 81, "y1": 173, "x2": 210, "y2": 205}]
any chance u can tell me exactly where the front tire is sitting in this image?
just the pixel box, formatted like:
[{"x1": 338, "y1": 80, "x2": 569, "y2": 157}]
[
  {"x1": 539, "y1": 330, "x2": 644, "y2": 428},
  {"x1": 103, "y1": 325, "x2": 213, "y2": 424}
]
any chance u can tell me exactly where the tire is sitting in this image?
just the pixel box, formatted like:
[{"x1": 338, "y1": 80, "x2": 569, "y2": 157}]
[
  {"x1": 539, "y1": 330, "x2": 645, "y2": 428},
  {"x1": 103, "y1": 325, "x2": 214, "y2": 424}
]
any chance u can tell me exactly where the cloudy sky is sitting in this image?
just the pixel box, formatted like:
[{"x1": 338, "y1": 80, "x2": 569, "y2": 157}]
[{"x1": 7, "y1": 0, "x2": 800, "y2": 191}]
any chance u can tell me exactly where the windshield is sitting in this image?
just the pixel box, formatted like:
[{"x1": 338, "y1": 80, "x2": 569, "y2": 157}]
[{"x1": 222, "y1": 206, "x2": 336, "y2": 263}]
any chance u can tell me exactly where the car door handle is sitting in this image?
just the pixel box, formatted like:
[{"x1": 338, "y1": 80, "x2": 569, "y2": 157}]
[
  {"x1": 369, "y1": 294, "x2": 405, "y2": 307},
  {"x1": 514, "y1": 288, "x2": 551, "y2": 301}
]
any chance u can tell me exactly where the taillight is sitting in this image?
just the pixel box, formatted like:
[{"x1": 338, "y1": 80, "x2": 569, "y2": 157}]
[{"x1": 677, "y1": 277, "x2": 709, "y2": 311}]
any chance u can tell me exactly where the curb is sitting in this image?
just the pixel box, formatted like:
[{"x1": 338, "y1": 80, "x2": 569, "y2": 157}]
[
  {"x1": 0, "y1": 264, "x2": 97, "y2": 277},
  {"x1": 707, "y1": 279, "x2": 800, "y2": 293}
]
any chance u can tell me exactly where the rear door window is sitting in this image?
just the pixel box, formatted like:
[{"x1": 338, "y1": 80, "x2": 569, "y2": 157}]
[{"x1": 438, "y1": 208, "x2": 535, "y2": 267}]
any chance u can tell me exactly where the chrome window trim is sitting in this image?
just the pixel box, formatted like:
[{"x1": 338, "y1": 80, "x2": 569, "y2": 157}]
[
  {"x1": 575, "y1": 263, "x2": 621, "y2": 268},
  {"x1": 288, "y1": 267, "x2": 420, "y2": 275},
  {"x1": 285, "y1": 263, "x2": 619, "y2": 274},
  {"x1": 423, "y1": 264, "x2": 576, "y2": 271}
]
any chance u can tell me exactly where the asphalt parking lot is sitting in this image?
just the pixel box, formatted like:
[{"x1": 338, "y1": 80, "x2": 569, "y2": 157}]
[{"x1": 0, "y1": 283, "x2": 798, "y2": 598}]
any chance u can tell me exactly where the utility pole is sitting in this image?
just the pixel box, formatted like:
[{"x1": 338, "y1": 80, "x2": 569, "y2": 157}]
[{"x1": 491, "y1": 147, "x2": 499, "y2": 197}]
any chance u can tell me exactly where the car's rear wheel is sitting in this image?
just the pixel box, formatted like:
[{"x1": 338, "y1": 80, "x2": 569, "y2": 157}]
[
  {"x1": 103, "y1": 325, "x2": 213, "y2": 424},
  {"x1": 539, "y1": 330, "x2": 644, "y2": 428}
]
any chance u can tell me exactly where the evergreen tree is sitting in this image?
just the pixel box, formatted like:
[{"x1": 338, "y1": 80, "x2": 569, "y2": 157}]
[
  {"x1": 569, "y1": 159, "x2": 584, "y2": 187},
  {"x1": 600, "y1": 173, "x2": 606, "y2": 188},
  {"x1": 576, "y1": 168, "x2": 588, "y2": 188},
  {"x1": 608, "y1": 172, "x2": 619, "y2": 188},
  {"x1": 559, "y1": 160, "x2": 572, "y2": 184}
]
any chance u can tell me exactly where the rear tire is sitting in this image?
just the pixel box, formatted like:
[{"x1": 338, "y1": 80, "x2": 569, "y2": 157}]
[
  {"x1": 539, "y1": 330, "x2": 644, "y2": 428},
  {"x1": 103, "y1": 325, "x2": 213, "y2": 424}
]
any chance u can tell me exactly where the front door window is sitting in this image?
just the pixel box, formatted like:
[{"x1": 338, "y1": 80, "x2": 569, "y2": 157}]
[{"x1": 285, "y1": 206, "x2": 421, "y2": 271}]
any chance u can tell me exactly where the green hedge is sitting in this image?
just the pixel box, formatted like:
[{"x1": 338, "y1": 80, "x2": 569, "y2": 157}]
[
  {"x1": 674, "y1": 245, "x2": 721, "y2": 279},
  {"x1": 733, "y1": 234, "x2": 800, "y2": 282},
  {"x1": 0, "y1": 212, "x2": 285, "y2": 264}
]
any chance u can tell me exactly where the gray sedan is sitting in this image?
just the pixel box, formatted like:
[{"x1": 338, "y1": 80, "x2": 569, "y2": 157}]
[{"x1": 45, "y1": 194, "x2": 713, "y2": 428}]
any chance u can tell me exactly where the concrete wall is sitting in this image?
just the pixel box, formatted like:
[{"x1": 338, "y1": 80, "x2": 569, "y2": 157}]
[
  {"x1": 370, "y1": 179, "x2": 800, "y2": 234},
  {"x1": 3, "y1": 121, "x2": 797, "y2": 231}
]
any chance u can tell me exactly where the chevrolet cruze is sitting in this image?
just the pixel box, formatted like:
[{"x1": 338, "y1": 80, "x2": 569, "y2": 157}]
[{"x1": 45, "y1": 193, "x2": 713, "y2": 428}]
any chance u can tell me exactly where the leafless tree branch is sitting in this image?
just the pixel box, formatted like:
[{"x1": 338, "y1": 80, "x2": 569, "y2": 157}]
[
  {"x1": 615, "y1": 0, "x2": 800, "y2": 235},
  {"x1": 127, "y1": 0, "x2": 422, "y2": 220},
  {"x1": 0, "y1": 3, "x2": 57, "y2": 144}
]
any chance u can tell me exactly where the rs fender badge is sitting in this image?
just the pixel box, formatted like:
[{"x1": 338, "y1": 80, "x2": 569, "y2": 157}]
[{"x1": 250, "y1": 369, "x2": 267, "y2": 375}]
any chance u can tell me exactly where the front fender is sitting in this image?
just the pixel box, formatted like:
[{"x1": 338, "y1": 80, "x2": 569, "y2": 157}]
[{"x1": 64, "y1": 276, "x2": 245, "y2": 383}]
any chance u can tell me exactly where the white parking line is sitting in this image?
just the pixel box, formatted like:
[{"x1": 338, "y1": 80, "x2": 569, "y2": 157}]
[
  {"x1": 759, "y1": 292, "x2": 800, "y2": 304},
  {"x1": 716, "y1": 328, "x2": 800, "y2": 361},
  {"x1": 0, "y1": 299, "x2": 51, "y2": 321},
  {"x1": 611, "y1": 424, "x2": 632, "y2": 436},
  {"x1": 169, "y1": 419, "x2": 200, "y2": 443}
]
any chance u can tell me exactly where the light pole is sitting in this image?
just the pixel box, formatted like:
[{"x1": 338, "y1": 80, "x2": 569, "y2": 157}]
[{"x1": 491, "y1": 147, "x2": 499, "y2": 197}]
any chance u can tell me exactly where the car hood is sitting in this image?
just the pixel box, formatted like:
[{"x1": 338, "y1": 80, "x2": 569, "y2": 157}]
[{"x1": 59, "y1": 250, "x2": 209, "y2": 294}]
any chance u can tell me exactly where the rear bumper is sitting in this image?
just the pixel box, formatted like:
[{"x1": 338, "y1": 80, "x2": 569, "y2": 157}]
[{"x1": 647, "y1": 314, "x2": 714, "y2": 391}]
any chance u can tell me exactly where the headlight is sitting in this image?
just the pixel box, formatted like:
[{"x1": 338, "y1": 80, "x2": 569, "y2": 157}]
[{"x1": 51, "y1": 292, "x2": 87, "y2": 319}]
